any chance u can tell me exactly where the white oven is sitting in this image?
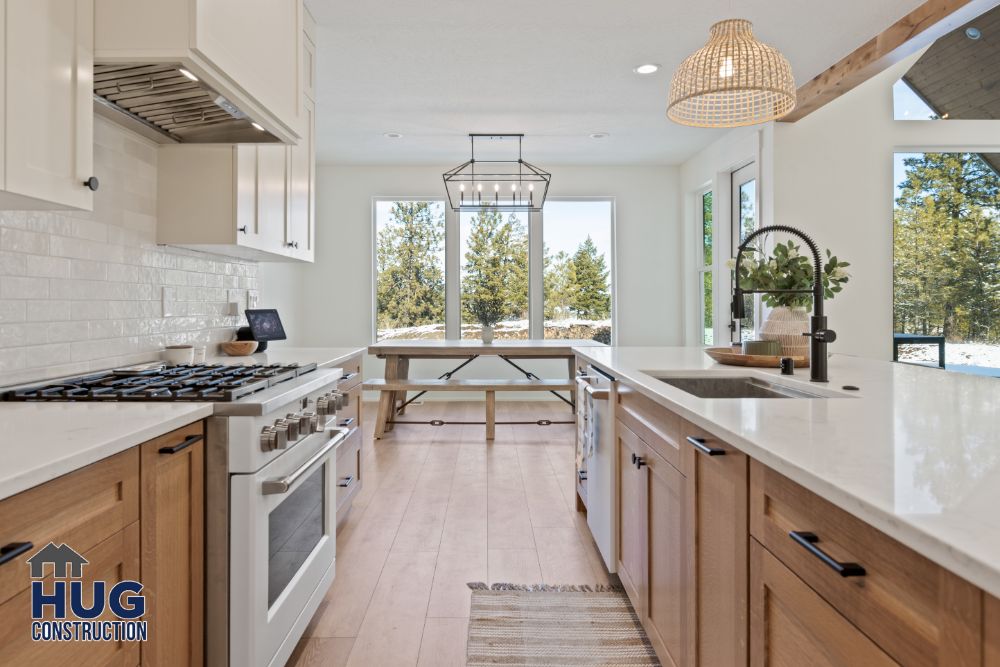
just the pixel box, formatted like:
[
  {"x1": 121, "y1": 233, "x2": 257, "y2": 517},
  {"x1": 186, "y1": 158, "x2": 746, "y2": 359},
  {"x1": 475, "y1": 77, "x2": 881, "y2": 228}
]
[{"x1": 229, "y1": 425, "x2": 351, "y2": 667}]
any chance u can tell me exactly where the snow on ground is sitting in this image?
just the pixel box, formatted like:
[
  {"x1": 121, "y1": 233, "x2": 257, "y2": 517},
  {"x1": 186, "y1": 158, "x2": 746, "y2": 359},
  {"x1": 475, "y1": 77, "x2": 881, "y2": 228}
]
[
  {"x1": 377, "y1": 319, "x2": 612, "y2": 341},
  {"x1": 897, "y1": 343, "x2": 1000, "y2": 376}
]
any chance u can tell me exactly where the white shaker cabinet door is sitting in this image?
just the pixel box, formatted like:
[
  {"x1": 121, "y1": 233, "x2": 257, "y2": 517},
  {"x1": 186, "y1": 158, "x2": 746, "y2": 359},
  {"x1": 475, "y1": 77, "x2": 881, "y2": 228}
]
[{"x1": 3, "y1": 0, "x2": 94, "y2": 210}]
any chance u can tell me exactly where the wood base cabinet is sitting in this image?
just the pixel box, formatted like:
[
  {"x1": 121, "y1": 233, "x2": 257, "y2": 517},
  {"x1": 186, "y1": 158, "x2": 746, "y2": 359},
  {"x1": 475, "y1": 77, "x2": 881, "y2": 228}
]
[
  {"x1": 140, "y1": 422, "x2": 204, "y2": 667},
  {"x1": 0, "y1": 422, "x2": 204, "y2": 667},
  {"x1": 616, "y1": 420, "x2": 688, "y2": 667}
]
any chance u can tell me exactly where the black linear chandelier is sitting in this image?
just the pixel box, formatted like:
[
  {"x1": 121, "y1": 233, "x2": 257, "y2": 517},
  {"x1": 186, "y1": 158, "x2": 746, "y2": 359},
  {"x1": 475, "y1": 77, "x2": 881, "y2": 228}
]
[{"x1": 442, "y1": 134, "x2": 551, "y2": 212}]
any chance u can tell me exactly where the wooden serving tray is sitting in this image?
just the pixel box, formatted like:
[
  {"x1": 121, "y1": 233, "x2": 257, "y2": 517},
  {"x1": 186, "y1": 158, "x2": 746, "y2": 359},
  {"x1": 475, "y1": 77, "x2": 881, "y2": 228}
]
[{"x1": 704, "y1": 347, "x2": 809, "y2": 368}]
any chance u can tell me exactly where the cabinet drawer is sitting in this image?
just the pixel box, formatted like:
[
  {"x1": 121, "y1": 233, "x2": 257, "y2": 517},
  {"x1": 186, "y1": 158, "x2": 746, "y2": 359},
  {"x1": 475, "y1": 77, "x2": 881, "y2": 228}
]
[
  {"x1": 749, "y1": 461, "x2": 981, "y2": 667},
  {"x1": 337, "y1": 354, "x2": 363, "y2": 392},
  {"x1": 0, "y1": 448, "x2": 139, "y2": 605},
  {"x1": 616, "y1": 384, "x2": 681, "y2": 470},
  {"x1": 0, "y1": 522, "x2": 141, "y2": 667},
  {"x1": 337, "y1": 383, "x2": 361, "y2": 429},
  {"x1": 336, "y1": 427, "x2": 361, "y2": 511}
]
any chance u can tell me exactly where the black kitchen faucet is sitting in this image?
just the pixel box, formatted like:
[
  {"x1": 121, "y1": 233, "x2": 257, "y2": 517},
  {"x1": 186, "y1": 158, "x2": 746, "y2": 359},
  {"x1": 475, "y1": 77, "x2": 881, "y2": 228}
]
[{"x1": 732, "y1": 225, "x2": 837, "y2": 383}]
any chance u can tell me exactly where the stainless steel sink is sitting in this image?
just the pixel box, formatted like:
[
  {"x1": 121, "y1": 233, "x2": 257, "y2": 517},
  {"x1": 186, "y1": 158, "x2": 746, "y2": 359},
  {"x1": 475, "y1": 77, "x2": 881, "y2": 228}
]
[{"x1": 655, "y1": 376, "x2": 826, "y2": 399}]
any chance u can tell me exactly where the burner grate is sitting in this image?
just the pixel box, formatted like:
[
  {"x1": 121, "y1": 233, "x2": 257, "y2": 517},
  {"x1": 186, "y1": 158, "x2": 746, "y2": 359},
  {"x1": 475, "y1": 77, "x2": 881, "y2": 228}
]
[{"x1": 2, "y1": 362, "x2": 318, "y2": 403}]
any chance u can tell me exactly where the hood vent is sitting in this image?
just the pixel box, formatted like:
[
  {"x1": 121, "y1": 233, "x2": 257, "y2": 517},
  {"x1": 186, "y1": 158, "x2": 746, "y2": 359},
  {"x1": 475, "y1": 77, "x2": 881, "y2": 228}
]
[{"x1": 93, "y1": 64, "x2": 281, "y2": 144}]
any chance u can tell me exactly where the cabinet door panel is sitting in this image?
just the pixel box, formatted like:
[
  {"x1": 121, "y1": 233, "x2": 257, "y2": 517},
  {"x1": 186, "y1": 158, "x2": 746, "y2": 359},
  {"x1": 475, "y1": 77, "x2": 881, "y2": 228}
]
[
  {"x1": 644, "y1": 444, "x2": 686, "y2": 667},
  {"x1": 5, "y1": 0, "x2": 93, "y2": 209},
  {"x1": 750, "y1": 540, "x2": 897, "y2": 667},
  {"x1": 257, "y1": 144, "x2": 289, "y2": 253},
  {"x1": 140, "y1": 423, "x2": 204, "y2": 667},
  {"x1": 287, "y1": 97, "x2": 313, "y2": 258},
  {"x1": 617, "y1": 421, "x2": 645, "y2": 617},
  {"x1": 687, "y1": 422, "x2": 749, "y2": 666}
]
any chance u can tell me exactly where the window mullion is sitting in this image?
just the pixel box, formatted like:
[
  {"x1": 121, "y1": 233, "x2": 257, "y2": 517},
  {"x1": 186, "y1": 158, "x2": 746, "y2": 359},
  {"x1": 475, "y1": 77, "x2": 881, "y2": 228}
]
[
  {"x1": 445, "y1": 205, "x2": 460, "y2": 339},
  {"x1": 529, "y1": 210, "x2": 544, "y2": 339}
]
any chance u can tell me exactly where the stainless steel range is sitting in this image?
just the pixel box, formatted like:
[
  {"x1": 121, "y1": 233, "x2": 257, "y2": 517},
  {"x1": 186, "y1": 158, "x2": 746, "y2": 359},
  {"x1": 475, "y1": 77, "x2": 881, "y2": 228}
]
[{"x1": 4, "y1": 361, "x2": 357, "y2": 667}]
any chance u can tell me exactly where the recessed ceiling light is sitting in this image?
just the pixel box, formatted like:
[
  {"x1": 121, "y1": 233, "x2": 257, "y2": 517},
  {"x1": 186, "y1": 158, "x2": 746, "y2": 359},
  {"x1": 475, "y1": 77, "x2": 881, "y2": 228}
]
[
  {"x1": 384, "y1": 132, "x2": 403, "y2": 139},
  {"x1": 633, "y1": 63, "x2": 660, "y2": 75},
  {"x1": 178, "y1": 68, "x2": 198, "y2": 82},
  {"x1": 589, "y1": 132, "x2": 610, "y2": 139},
  {"x1": 250, "y1": 122, "x2": 264, "y2": 131},
  {"x1": 966, "y1": 27, "x2": 982, "y2": 40}
]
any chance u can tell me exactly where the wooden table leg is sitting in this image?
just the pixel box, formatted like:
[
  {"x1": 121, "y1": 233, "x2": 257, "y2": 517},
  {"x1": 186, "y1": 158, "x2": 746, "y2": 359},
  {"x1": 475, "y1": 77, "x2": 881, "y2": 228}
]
[
  {"x1": 485, "y1": 390, "x2": 495, "y2": 441},
  {"x1": 396, "y1": 357, "x2": 410, "y2": 415},
  {"x1": 380, "y1": 355, "x2": 400, "y2": 435}
]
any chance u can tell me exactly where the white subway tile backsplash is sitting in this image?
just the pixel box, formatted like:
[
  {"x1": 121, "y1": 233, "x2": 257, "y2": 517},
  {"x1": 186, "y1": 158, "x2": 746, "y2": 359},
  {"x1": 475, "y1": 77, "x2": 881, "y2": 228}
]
[{"x1": 0, "y1": 119, "x2": 257, "y2": 384}]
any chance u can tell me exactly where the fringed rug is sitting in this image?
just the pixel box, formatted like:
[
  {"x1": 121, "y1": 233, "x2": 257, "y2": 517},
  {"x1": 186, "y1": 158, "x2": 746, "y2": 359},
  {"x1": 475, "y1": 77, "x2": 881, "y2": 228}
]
[{"x1": 466, "y1": 583, "x2": 660, "y2": 666}]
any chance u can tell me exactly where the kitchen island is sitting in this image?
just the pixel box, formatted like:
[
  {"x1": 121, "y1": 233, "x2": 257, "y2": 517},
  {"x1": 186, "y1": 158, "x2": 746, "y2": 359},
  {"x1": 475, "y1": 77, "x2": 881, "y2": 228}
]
[{"x1": 571, "y1": 346, "x2": 1000, "y2": 667}]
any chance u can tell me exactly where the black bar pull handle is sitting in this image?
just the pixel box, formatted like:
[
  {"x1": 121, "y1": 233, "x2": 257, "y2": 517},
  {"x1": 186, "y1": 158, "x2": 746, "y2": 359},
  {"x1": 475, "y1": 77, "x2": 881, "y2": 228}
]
[
  {"x1": 339, "y1": 417, "x2": 355, "y2": 428},
  {"x1": 789, "y1": 531, "x2": 866, "y2": 577},
  {"x1": 0, "y1": 542, "x2": 33, "y2": 566},
  {"x1": 159, "y1": 434, "x2": 203, "y2": 455},
  {"x1": 686, "y1": 436, "x2": 725, "y2": 456},
  {"x1": 635, "y1": 456, "x2": 646, "y2": 469},
  {"x1": 338, "y1": 475, "x2": 355, "y2": 488},
  {"x1": 630, "y1": 452, "x2": 637, "y2": 465}
]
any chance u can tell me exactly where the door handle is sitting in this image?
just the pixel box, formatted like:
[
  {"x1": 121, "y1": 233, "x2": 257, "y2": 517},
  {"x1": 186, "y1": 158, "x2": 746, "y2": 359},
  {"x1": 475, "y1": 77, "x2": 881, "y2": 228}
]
[
  {"x1": 686, "y1": 436, "x2": 725, "y2": 456},
  {"x1": 262, "y1": 428, "x2": 350, "y2": 495},
  {"x1": 0, "y1": 542, "x2": 33, "y2": 567},
  {"x1": 789, "y1": 531, "x2": 866, "y2": 577},
  {"x1": 159, "y1": 434, "x2": 203, "y2": 454}
]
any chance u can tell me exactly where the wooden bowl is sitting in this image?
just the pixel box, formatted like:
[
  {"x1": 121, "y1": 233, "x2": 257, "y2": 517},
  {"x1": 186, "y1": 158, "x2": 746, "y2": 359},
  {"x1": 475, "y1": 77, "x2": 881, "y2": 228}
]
[
  {"x1": 704, "y1": 347, "x2": 809, "y2": 368},
  {"x1": 221, "y1": 340, "x2": 258, "y2": 356}
]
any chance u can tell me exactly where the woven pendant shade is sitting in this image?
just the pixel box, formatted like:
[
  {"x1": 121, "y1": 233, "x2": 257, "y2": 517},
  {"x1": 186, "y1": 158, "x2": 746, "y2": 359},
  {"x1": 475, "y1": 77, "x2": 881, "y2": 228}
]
[{"x1": 668, "y1": 19, "x2": 796, "y2": 128}]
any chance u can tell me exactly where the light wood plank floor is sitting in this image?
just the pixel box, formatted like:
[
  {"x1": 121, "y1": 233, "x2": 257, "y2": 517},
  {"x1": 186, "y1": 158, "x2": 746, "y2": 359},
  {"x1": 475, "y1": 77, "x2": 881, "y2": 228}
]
[{"x1": 287, "y1": 400, "x2": 610, "y2": 667}]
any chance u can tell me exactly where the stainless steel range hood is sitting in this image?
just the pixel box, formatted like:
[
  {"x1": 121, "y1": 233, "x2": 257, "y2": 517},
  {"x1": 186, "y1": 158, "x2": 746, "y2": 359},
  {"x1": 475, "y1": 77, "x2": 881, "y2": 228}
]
[{"x1": 93, "y1": 63, "x2": 282, "y2": 144}]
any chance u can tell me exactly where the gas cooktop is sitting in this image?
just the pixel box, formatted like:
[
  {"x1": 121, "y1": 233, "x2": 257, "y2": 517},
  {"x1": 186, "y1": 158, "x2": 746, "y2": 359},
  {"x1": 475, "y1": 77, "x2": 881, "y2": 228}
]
[{"x1": 2, "y1": 362, "x2": 318, "y2": 403}]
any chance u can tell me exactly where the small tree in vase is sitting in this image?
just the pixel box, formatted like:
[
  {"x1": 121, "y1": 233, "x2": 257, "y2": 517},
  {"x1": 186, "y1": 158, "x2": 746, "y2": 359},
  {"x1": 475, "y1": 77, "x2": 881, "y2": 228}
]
[
  {"x1": 467, "y1": 292, "x2": 505, "y2": 344},
  {"x1": 727, "y1": 240, "x2": 851, "y2": 357}
]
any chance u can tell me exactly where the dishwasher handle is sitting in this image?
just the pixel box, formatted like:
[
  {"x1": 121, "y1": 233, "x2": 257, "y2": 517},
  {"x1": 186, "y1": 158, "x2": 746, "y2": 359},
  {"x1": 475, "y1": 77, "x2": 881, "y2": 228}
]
[{"x1": 583, "y1": 384, "x2": 610, "y2": 400}]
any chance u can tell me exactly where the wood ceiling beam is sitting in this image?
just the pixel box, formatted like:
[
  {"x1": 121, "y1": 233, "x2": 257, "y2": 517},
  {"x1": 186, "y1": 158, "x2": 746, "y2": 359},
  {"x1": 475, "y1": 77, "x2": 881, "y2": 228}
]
[{"x1": 781, "y1": 0, "x2": 1000, "y2": 122}]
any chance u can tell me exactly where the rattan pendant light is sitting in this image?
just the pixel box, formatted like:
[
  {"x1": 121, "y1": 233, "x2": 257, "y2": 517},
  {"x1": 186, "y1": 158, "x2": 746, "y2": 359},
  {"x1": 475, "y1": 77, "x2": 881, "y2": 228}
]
[{"x1": 667, "y1": 19, "x2": 796, "y2": 128}]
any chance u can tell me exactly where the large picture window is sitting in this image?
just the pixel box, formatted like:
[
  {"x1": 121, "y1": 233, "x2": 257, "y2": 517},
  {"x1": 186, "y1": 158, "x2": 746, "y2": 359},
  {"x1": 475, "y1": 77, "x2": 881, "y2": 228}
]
[
  {"x1": 542, "y1": 200, "x2": 613, "y2": 343},
  {"x1": 372, "y1": 198, "x2": 614, "y2": 343},
  {"x1": 374, "y1": 200, "x2": 446, "y2": 341},
  {"x1": 894, "y1": 152, "x2": 1000, "y2": 374}
]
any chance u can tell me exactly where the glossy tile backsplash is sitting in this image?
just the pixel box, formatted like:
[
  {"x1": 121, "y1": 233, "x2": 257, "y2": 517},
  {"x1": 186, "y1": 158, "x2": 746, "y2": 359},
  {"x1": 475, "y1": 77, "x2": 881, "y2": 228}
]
[{"x1": 0, "y1": 118, "x2": 257, "y2": 385}]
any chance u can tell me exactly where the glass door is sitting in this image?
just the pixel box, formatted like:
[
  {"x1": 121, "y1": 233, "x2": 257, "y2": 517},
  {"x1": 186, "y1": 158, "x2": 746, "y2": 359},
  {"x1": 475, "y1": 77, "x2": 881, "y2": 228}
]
[{"x1": 731, "y1": 163, "x2": 759, "y2": 343}]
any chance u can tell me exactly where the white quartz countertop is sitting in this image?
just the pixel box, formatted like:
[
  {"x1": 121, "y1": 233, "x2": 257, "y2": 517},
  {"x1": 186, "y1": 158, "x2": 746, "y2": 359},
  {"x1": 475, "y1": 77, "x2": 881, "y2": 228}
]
[
  {"x1": 572, "y1": 346, "x2": 1000, "y2": 598},
  {"x1": 0, "y1": 402, "x2": 212, "y2": 501},
  {"x1": 206, "y1": 346, "x2": 365, "y2": 369}
]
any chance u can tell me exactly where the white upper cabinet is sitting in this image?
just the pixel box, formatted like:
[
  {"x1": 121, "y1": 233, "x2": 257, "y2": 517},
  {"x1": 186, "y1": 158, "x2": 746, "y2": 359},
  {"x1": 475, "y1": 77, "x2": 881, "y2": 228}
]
[
  {"x1": 94, "y1": 0, "x2": 303, "y2": 143},
  {"x1": 0, "y1": 0, "x2": 95, "y2": 210}
]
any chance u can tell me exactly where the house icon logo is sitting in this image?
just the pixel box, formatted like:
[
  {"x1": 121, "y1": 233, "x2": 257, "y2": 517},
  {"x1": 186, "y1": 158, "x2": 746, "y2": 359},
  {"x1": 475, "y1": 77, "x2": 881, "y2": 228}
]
[{"x1": 26, "y1": 542, "x2": 88, "y2": 578}]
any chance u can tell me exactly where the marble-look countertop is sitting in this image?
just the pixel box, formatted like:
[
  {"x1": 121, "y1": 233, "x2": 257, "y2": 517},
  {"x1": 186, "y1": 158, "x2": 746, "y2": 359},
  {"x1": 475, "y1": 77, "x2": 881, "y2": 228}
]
[
  {"x1": 0, "y1": 402, "x2": 213, "y2": 501},
  {"x1": 572, "y1": 346, "x2": 1000, "y2": 599}
]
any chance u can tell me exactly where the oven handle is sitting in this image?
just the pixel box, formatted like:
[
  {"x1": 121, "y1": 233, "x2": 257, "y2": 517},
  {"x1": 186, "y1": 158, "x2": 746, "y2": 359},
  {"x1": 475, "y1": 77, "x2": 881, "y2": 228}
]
[{"x1": 262, "y1": 427, "x2": 351, "y2": 495}]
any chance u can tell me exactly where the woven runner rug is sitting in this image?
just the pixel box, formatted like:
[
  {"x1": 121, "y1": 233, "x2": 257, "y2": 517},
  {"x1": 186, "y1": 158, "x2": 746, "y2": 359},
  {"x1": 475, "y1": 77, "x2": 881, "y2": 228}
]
[{"x1": 466, "y1": 583, "x2": 660, "y2": 666}]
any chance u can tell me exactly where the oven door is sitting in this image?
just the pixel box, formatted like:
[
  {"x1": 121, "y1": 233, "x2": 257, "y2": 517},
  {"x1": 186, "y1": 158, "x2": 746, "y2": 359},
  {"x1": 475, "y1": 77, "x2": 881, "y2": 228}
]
[{"x1": 230, "y1": 426, "x2": 351, "y2": 667}]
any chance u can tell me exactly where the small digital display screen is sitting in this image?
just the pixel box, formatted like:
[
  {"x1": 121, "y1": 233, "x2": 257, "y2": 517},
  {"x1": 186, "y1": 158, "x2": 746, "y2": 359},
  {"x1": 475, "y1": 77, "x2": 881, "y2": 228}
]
[{"x1": 245, "y1": 309, "x2": 287, "y2": 342}]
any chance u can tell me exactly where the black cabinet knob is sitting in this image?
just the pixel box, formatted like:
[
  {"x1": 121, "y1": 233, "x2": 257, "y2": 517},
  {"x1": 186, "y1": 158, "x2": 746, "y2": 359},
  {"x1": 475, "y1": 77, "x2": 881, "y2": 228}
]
[
  {"x1": 83, "y1": 176, "x2": 99, "y2": 191},
  {"x1": 635, "y1": 457, "x2": 646, "y2": 469},
  {"x1": 238, "y1": 226, "x2": 248, "y2": 234}
]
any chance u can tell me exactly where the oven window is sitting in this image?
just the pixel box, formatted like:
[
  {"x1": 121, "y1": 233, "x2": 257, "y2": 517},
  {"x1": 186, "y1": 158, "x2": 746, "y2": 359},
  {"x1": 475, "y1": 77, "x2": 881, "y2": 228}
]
[{"x1": 268, "y1": 464, "x2": 326, "y2": 607}]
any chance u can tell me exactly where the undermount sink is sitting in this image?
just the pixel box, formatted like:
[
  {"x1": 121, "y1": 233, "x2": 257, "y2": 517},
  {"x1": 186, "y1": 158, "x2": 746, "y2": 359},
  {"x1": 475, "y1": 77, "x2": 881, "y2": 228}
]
[{"x1": 655, "y1": 376, "x2": 826, "y2": 399}]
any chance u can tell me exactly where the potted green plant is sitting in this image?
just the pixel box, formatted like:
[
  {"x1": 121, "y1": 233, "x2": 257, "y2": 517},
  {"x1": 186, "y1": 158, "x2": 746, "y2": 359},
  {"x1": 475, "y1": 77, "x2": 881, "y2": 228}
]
[
  {"x1": 727, "y1": 240, "x2": 850, "y2": 356},
  {"x1": 467, "y1": 292, "x2": 505, "y2": 344}
]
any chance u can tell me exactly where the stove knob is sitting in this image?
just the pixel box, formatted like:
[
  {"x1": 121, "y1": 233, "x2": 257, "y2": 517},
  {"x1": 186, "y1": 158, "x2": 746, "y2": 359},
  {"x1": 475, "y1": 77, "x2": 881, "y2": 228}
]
[
  {"x1": 276, "y1": 418, "x2": 299, "y2": 443},
  {"x1": 260, "y1": 426, "x2": 277, "y2": 451},
  {"x1": 272, "y1": 422, "x2": 290, "y2": 449},
  {"x1": 301, "y1": 410, "x2": 319, "y2": 433},
  {"x1": 316, "y1": 396, "x2": 333, "y2": 417},
  {"x1": 288, "y1": 412, "x2": 312, "y2": 433},
  {"x1": 332, "y1": 393, "x2": 346, "y2": 410}
]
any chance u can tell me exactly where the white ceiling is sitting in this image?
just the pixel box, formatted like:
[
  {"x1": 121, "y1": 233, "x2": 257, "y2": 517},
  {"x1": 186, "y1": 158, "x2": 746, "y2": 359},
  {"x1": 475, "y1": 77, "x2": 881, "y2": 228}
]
[{"x1": 305, "y1": 0, "x2": 925, "y2": 166}]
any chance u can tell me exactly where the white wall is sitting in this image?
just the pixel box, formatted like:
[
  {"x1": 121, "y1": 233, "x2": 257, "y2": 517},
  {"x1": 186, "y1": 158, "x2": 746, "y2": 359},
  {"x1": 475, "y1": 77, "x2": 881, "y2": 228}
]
[
  {"x1": 0, "y1": 118, "x2": 258, "y2": 385},
  {"x1": 259, "y1": 163, "x2": 683, "y2": 392},
  {"x1": 770, "y1": 50, "x2": 1000, "y2": 360}
]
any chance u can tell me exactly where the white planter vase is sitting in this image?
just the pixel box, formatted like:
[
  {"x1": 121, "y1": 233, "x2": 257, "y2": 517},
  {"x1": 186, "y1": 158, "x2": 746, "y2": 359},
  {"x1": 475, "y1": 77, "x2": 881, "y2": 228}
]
[
  {"x1": 481, "y1": 325, "x2": 494, "y2": 344},
  {"x1": 760, "y1": 307, "x2": 810, "y2": 357}
]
